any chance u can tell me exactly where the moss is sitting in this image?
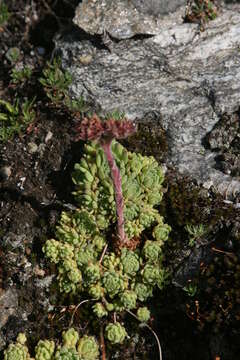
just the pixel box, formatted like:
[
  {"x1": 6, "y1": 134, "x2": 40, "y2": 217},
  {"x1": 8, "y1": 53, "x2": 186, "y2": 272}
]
[
  {"x1": 186, "y1": 248, "x2": 240, "y2": 330},
  {"x1": 121, "y1": 120, "x2": 168, "y2": 162}
]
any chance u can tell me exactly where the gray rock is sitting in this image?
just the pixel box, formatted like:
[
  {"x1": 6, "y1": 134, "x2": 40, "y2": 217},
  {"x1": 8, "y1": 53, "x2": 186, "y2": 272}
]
[
  {"x1": 73, "y1": 0, "x2": 186, "y2": 39},
  {"x1": 45, "y1": 131, "x2": 53, "y2": 143},
  {"x1": 56, "y1": 3, "x2": 240, "y2": 201},
  {"x1": 0, "y1": 289, "x2": 18, "y2": 328},
  {"x1": 132, "y1": 0, "x2": 187, "y2": 15},
  {"x1": 0, "y1": 289, "x2": 18, "y2": 349},
  {"x1": 2, "y1": 233, "x2": 26, "y2": 250}
]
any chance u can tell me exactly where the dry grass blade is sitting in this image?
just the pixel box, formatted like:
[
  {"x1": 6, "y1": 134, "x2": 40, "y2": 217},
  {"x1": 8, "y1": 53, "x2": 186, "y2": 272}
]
[{"x1": 69, "y1": 299, "x2": 94, "y2": 327}]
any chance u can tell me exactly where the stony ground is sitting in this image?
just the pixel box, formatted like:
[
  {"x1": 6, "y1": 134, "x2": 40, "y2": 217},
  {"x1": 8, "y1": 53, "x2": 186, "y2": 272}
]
[{"x1": 0, "y1": 1, "x2": 240, "y2": 359}]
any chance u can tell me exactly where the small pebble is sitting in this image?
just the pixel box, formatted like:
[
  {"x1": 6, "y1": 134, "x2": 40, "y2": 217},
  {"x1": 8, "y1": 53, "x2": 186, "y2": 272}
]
[
  {"x1": 0, "y1": 166, "x2": 11, "y2": 181},
  {"x1": 28, "y1": 142, "x2": 38, "y2": 154},
  {"x1": 45, "y1": 131, "x2": 53, "y2": 143},
  {"x1": 25, "y1": 247, "x2": 31, "y2": 256},
  {"x1": 34, "y1": 265, "x2": 46, "y2": 277},
  {"x1": 79, "y1": 54, "x2": 93, "y2": 65}
]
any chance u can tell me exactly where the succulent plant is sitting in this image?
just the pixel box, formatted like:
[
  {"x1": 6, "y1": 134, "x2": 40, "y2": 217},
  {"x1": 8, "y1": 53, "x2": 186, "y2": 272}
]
[
  {"x1": 93, "y1": 302, "x2": 108, "y2": 318},
  {"x1": 43, "y1": 139, "x2": 170, "y2": 322},
  {"x1": 43, "y1": 239, "x2": 61, "y2": 264},
  {"x1": 4, "y1": 333, "x2": 31, "y2": 360},
  {"x1": 134, "y1": 282, "x2": 153, "y2": 302},
  {"x1": 54, "y1": 347, "x2": 81, "y2": 360},
  {"x1": 4, "y1": 116, "x2": 172, "y2": 359},
  {"x1": 137, "y1": 307, "x2": 151, "y2": 323},
  {"x1": 152, "y1": 223, "x2": 171, "y2": 245},
  {"x1": 62, "y1": 328, "x2": 79, "y2": 349},
  {"x1": 4, "y1": 329, "x2": 99, "y2": 360},
  {"x1": 119, "y1": 290, "x2": 137, "y2": 310},
  {"x1": 142, "y1": 265, "x2": 167, "y2": 289},
  {"x1": 105, "y1": 322, "x2": 127, "y2": 344},
  {"x1": 84, "y1": 263, "x2": 101, "y2": 284},
  {"x1": 74, "y1": 114, "x2": 137, "y2": 244},
  {"x1": 55, "y1": 210, "x2": 103, "y2": 247},
  {"x1": 88, "y1": 283, "x2": 103, "y2": 299},
  {"x1": 35, "y1": 340, "x2": 55, "y2": 360},
  {"x1": 103, "y1": 253, "x2": 120, "y2": 271},
  {"x1": 43, "y1": 123, "x2": 171, "y2": 348},
  {"x1": 72, "y1": 140, "x2": 166, "y2": 240},
  {"x1": 143, "y1": 240, "x2": 162, "y2": 262},
  {"x1": 121, "y1": 248, "x2": 140, "y2": 276},
  {"x1": 103, "y1": 271, "x2": 125, "y2": 298},
  {"x1": 77, "y1": 335, "x2": 99, "y2": 360},
  {"x1": 142, "y1": 264, "x2": 160, "y2": 285},
  {"x1": 75, "y1": 244, "x2": 98, "y2": 267}
]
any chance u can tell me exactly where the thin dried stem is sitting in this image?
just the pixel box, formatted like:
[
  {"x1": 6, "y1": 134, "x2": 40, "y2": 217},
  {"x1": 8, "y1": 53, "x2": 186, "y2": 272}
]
[
  {"x1": 127, "y1": 310, "x2": 163, "y2": 360},
  {"x1": 69, "y1": 299, "x2": 94, "y2": 327},
  {"x1": 99, "y1": 244, "x2": 108, "y2": 265}
]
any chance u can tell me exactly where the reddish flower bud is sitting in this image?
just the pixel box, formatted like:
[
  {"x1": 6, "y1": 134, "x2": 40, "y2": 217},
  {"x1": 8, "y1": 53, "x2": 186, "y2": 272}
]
[
  {"x1": 74, "y1": 114, "x2": 137, "y2": 142},
  {"x1": 74, "y1": 114, "x2": 104, "y2": 141},
  {"x1": 103, "y1": 118, "x2": 137, "y2": 140}
]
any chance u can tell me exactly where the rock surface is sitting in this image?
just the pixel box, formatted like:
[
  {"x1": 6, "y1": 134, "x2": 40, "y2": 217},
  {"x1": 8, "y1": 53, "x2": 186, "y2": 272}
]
[
  {"x1": 0, "y1": 289, "x2": 18, "y2": 348},
  {"x1": 73, "y1": 0, "x2": 186, "y2": 39},
  {"x1": 56, "y1": 1, "x2": 240, "y2": 201}
]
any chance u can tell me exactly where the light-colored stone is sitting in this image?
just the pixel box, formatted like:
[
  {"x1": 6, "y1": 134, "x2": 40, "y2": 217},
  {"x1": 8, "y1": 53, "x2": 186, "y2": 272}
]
[
  {"x1": 0, "y1": 288, "x2": 18, "y2": 328},
  {"x1": 73, "y1": 0, "x2": 186, "y2": 39}
]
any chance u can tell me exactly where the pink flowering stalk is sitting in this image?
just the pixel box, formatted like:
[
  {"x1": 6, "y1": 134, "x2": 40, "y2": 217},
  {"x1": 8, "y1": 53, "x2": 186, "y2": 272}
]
[{"x1": 75, "y1": 114, "x2": 137, "y2": 245}]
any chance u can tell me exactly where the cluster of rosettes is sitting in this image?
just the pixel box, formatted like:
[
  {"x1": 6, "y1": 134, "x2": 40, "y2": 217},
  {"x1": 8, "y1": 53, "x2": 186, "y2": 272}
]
[
  {"x1": 43, "y1": 227, "x2": 169, "y2": 313},
  {"x1": 72, "y1": 140, "x2": 167, "y2": 239},
  {"x1": 4, "y1": 328, "x2": 99, "y2": 360},
  {"x1": 43, "y1": 140, "x2": 171, "y2": 343}
]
